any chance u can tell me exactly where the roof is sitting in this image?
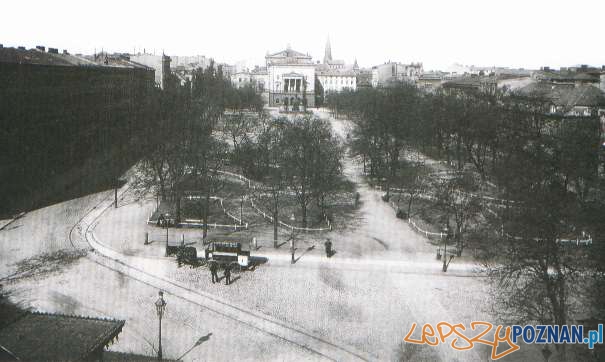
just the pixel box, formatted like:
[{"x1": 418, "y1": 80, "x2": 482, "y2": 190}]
[
  {"x1": 518, "y1": 83, "x2": 605, "y2": 107},
  {"x1": 442, "y1": 76, "x2": 497, "y2": 89},
  {"x1": 0, "y1": 47, "x2": 152, "y2": 70},
  {"x1": 0, "y1": 47, "x2": 90, "y2": 66},
  {"x1": 266, "y1": 47, "x2": 313, "y2": 66},
  {"x1": 0, "y1": 312, "x2": 125, "y2": 361},
  {"x1": 554, "y1": 85, "x2": 605, "y2": 107},
  {"x1": 267, "y1": 47, "x2": 310, "y2": 59}
]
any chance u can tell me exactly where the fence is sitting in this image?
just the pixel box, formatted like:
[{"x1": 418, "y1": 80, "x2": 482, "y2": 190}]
[
  {"x1": 218, "y1": 169, "x2": 333, "y2": 233},
  {"x1": 146, "y1": 194, "x2": 249, "y2": 231},
  {"x1": 146, "y1": 169, "x2": 333, "y2": 233}
]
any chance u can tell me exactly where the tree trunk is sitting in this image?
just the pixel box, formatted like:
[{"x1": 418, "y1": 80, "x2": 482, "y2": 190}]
[
  {"x1": 301, "y1": 203, "x2": 307, "y2": 229},
  {"x1": 203, "y1": 190, "x2": 210, "y2": 238},
  {"x1": 273, "y1": 209, "x2": 278, "y2": 248},
  {"x1": 175, "y1": 190, "x2": 181, "y2": 224}
]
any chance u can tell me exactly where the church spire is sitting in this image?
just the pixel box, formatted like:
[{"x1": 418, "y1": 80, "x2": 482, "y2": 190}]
[{"x1": 323, "y1": 36, "x2": 332, "y2": 64}]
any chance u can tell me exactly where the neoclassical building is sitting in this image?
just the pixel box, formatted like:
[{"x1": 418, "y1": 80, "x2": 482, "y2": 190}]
[{"x1": 265, "y1": 45, "x2": 315, "y2": 107}]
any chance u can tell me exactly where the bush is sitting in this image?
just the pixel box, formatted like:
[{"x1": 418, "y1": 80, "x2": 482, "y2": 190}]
[{"x1": 396, "y1": 209, "x2": 408, "y2": 219}]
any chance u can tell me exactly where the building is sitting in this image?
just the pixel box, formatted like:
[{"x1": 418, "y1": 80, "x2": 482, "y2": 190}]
[
  {"x1": 416, "y1": 72, "x2": 446, "y2": 91},
  {"x1": 265, "y1": 45, "x2": 316, "y2": 108},
  {"x1": 0, "y1": 312, "x2": 124, "y2": 361},
  {"x1": 371, "y1": 61, "x2": 423, "y2": 87},
  {"x1": 250, "y1": 65, "x2": 269, "y2": 101},
  {"x1": 231, "y1": 70, "x2": 253, "y2": 89},
  {"x1": 519, "y1": 82, "x2": 605, "y2": 117},
  {"x1": 442, "y1": 76, "x2": 498, "y2": 95},
  {"x1": 0, "y1": 46, "x2": 156, "y2": 214},
  {"x1": 315, "y1": 39, "x2": 359, "y2": 96},
  {"x1": 130, "y1": 52, "x2": 209, "y2": 88}
]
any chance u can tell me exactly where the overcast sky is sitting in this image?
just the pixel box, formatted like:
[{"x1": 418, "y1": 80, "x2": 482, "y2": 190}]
[{"x1": 2, "y1": 0, "x2": 603, "y2": 71}]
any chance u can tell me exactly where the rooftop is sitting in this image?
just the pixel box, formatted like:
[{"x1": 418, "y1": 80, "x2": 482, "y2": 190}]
[
  {"x1": 518, "y1": 83, "x2": 605, "y2": 107},
  {"x1": 0, "y1": 47, "x2": 152, "y2": 70},
  {"x1": 266, "y1": 46, "x2": 313, "y2": 66},
  {"x1": 0, "y1": 312, "x2": 125, "y2": 361}
]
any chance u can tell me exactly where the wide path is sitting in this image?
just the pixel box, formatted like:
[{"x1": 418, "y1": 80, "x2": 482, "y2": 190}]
[{"x1": 77, "y1": 183, "x2": 372, "y2": 361}]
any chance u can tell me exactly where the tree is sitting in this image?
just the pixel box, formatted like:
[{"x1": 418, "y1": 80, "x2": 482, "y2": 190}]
[
  {"x1": 433, "y1": 173, "x2": 482, "y2": 260},
  {"x1": 281, "y1": 116, "x2": 343, "y2": 228},
  {"x1": 253, "y1": 117, "x2": 288, "y2": 247}
]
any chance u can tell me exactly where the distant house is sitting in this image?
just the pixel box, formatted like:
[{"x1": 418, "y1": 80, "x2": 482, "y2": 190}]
[
  {"x1": 519, "y1": 82, "x2": 605, "y2": 117},
  {"x1": 442, "y1": 76, "x2": 498, "y2": 95},
  {"x1": 416, "y1": 72, "x2": 445, "y2": 91},
  {"x1": 0, "y1": 312, "x2": 124, "y2": 361},
  {"x1": 371, "y1": 61, "x2": 423, "y2": 87}
]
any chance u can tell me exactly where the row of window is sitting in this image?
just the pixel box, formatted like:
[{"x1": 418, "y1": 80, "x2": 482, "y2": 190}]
[{"x1": 322, "y1": 77, "x2": 355, "y2": 86}]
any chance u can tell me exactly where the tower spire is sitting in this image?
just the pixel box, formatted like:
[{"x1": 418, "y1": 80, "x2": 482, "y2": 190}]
[{"x1": 324, "y1": 36, "x2": 332, "y2": 64}]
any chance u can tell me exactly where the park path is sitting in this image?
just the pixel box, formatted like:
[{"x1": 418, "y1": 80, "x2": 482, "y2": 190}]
[{"x1": 314, "y1": 109, "x2": 439, "y2": 260}]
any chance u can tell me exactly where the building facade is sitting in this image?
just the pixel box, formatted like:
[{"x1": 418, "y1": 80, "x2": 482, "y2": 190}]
[
  {"x1": 266, "y1": 46, "x2": 315, "y2": 108},
  {"x1": 371, "y1": 61, "x2": 423, "y2": 87},
  {"x1": 0, "y1": 46, "x2": 156, "y2": 214},
  {"x1": 316, "y1": 38, "x2": 359, "y2": 102}
]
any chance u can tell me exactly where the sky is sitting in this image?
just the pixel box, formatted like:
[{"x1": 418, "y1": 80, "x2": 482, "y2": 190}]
[{"x1": 1, "y1": 0, "x2": 604, "y2": 71}]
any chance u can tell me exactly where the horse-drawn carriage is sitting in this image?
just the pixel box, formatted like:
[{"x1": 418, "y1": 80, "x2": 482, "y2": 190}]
[{"x1": 204, "y1": 240, "x2": 250, "y2": 272}]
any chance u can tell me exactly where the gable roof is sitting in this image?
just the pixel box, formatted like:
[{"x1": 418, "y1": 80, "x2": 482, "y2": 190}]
[
  {"x1": 0, "y1": 312, "x2": 124, "y2": 361},
  {"x1": 267, "y1": 48, "x2": 310, "y2": 59}
]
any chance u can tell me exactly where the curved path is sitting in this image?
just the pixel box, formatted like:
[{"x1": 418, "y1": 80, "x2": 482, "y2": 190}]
[{"x1": 72, "y1": 184, "x2": 373, "y2": 362}]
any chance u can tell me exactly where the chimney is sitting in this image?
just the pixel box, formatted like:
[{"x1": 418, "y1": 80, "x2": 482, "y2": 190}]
[
  {"x1": 36, "y1": 45, "x2": 45, "y2": 52},
  {"x1": 62, "y1": 49, "x2": 69, "y2": 55},
  {"x1": 48, "y1": 48, "x2": 58, "y2": 54},
  {"x1": 18, "y1": 46, "x2": 25, "y2": 50}
]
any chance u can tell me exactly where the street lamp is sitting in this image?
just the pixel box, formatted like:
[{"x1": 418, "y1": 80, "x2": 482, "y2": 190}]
[
  {"x1": 155, "y1": 291, "x2": 167, "y2": 360},
  {"x1": 442, "y1": 224, "x2": 452, "y2": 272},
  {"x1": 290, "y1": 213, "x2": 296, "y2": 264}
]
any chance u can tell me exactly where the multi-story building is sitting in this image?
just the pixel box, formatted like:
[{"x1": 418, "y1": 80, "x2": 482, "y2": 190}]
[
  {"x1": 371, "y1": 61, "x2": 423, "y2": 87},
  {"x1": 316, "y1": 39, "x2": 358, "y2": 96},
  {"x1": 130, "y1": 52, "x2": 209, "y2": 88},
  {"x1": 0, "y1": 46, "x2": 155, "y2": 213},
  {"x1": 265, "y1": 45, "x2": 315, "y2": 108}
]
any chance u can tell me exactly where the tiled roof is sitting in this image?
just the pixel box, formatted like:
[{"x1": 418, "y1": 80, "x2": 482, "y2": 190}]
[
  {"x1": 519, "y1": 83, "x2": 605, "y2": 107},
  {"x1": 0, "y1": 312, "x2": 125, "y2": 361}
]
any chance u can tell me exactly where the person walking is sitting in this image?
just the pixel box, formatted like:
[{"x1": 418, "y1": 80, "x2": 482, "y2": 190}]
[
  {"x1": 224, "y1": 264, "x2": 231, "y2": 285},
  {"x1": 210, "y1": 262, "x2": 218, "y2": 284},
  {"x1": 324, "y1": 238, "x2": 332, "y2": 257}
]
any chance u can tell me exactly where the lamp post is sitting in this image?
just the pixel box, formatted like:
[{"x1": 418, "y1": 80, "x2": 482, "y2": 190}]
[
  {"x1": 240, "y1": 196, "x2": 244, "y2": 226},
  {"x1": 443, "y1": 224, "x2": 451, "y2": 272},
  {"x1": 290, "y1": 213, "x2": 295, "y2": 264},
  {"x1": 155, "y1": 291, "x2": 167, "y2": 360}
]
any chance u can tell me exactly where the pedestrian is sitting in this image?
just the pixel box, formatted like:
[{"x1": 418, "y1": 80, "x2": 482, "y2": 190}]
[
  {"x1": 324, "y1": 239, "x2": 332, "y2": 257},
  {"x1": 210, "y1": 262, "x2": 218, "y2": 284},
  {"x1": 224, "y1": 264, "x2": 231, "y2": 285}
]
